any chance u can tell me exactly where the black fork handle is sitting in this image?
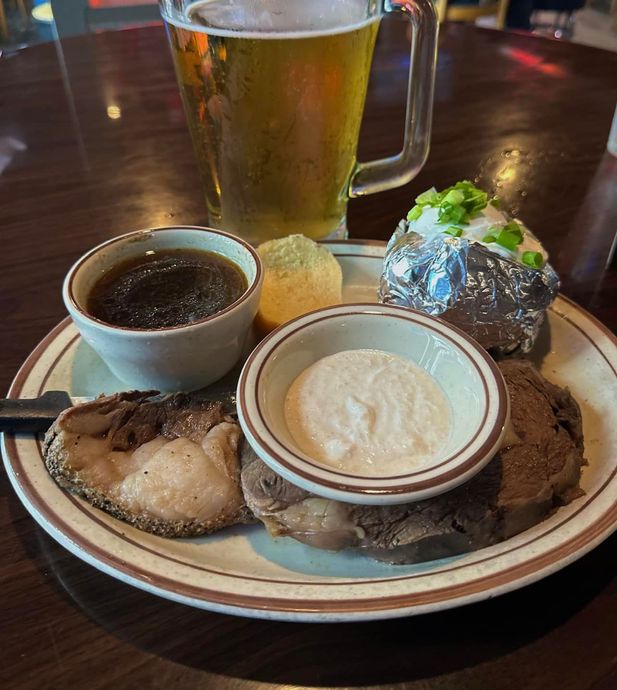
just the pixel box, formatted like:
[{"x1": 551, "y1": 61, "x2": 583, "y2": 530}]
[{"x1": 0, "y1": 391, "x2": 73, "y2": 434}]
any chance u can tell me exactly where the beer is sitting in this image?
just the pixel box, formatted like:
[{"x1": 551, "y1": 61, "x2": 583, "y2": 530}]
[{"x1": 163, "y1": 0, "x2": 379, "y2": 244}]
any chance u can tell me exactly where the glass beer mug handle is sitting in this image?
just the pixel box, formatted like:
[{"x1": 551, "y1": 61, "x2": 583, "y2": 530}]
[{"x1": 349, "y1": 0, "x2": 438, "y2": 198}]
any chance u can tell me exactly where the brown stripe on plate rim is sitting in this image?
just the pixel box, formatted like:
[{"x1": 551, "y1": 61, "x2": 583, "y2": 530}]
[
  {"x1": 13, "y1": 302, "x2": 600, "y2": 588},
  {"x1": 4, "y1": 316, "x2": 73, "y2": 397},
  {"x1": 3, "y1": 312, "x2": 616, "y2": 609},
  {"x1": 556, "y1": 293, "x2": 617, "y2": 346},
  {"x1": 2, "y1": 293, "x2": 616, "y2": 610},
  {"x1": 7, "y1": 426, "x2": 617, "y2": 595},
  {"x1": 5, "y1": 431, "x2": 617, "y2": 612},
  {"x1": 41, "y1": 440, "x2": 617, "y2": 589},
  {"x1": 39, "y1": 327, "x2": 80, "y2": 393}
]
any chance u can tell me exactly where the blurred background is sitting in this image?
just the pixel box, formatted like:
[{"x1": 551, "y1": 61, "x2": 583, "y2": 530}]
[{"x1": 0, "y1": 0, "x2": 616, "y2": 52}]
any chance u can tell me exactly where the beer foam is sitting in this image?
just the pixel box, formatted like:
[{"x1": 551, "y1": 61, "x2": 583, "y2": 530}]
[{"x1": 164, "y1": 0, "x2": 380, "y2": 39}]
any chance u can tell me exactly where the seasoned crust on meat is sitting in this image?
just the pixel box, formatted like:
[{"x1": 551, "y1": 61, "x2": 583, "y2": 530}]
[{"x1": 44, "y1": 392, "x2": 255, "y2": 537}]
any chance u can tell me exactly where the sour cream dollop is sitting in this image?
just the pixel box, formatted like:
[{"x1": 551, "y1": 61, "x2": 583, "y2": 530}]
[
  {"x1": 284, "y1": 349, "x2": 451, "y2": 477},
  {"x1": 409, "y1": 197, "x2": 547, "y2": 264}
]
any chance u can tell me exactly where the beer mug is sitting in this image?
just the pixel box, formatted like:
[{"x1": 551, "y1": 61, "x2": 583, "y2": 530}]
[{"x1": 160, "y1": 0, "x2": 438, "y2": 245}]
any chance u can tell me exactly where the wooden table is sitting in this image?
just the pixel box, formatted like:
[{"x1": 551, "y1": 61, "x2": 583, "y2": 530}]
[{"x1": 1, "y1": 20, "x2": 616, "y2": 690}]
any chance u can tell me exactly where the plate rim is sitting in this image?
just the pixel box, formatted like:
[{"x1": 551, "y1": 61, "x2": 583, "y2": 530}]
[{"x1": 2, "y1": 240, "x2": 616, "y2": 621}]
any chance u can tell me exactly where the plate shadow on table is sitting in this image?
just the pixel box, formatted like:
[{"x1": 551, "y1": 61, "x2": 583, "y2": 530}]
[{"x1": 13, "y1": 501, "x2": 615, "y2": 688}]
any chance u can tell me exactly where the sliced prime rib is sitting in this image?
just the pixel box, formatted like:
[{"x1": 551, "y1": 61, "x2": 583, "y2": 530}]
[
  {"x1": 44, "y1": 392, "x2": 255, "y2": 537},
  {"x1": 240, "y1": 360, "x2": 585, "y2": 563}
]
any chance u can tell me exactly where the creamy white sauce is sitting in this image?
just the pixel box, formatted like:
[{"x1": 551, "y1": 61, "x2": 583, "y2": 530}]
[
  {"x1": 409, "y1": 198, "x2": 547, "y2": 263},
  {"x1": 284, "y1": 349, "x2": 451, "y2": 477}
]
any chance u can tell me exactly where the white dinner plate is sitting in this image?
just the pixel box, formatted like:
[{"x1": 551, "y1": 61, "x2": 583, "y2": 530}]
[{"x1": 2, "y1": 240, "x2": 616, "y2": 622}]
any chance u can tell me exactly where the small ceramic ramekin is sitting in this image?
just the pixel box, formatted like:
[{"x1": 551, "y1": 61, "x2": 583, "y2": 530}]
[
  {"x1": 237, "y1": 303, "x2": 510, "y2": 505},
  {"x1": 63, "y1": 226, "x2": 263, "y2": 392}
]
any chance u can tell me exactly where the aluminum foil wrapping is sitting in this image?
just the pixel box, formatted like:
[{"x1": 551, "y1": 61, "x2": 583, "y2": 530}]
[{"x1": 379, "y1": 219, "x2": 560, "y2": 354}]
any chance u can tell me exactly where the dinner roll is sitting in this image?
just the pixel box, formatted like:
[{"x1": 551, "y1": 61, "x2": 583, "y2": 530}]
[{"x1": 256, "y1": 234, "x2": 343, "y2": 334}]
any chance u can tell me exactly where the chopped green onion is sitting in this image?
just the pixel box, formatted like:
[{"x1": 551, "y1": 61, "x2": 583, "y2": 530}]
[
  {"x1": 496, "y1": 234, "x2": 519, "y2": 250},
  {"x1": 522, "y1": 251, "x2": 544, "y2": 268},
  {"x1": 443, "y1": 189, "x2": 465, "y2": 206},
  {"x1": 482, "y1": 222, "x2": 524, "y2": 251},
  {"x1": 495, "y1": 233, "x2": 520, "y2": 251},
  {"x1": 483, "y1": 222, "x2": 524, "y2": 251},
  {"x1": 502, "y1": 220, "x2": 523, "y2": 236},
  {"x1": 404, "y1": 182, "x2": 543, "y2": 269},
  {"x1": 465, "y1": 190, "x2": 486, "y2": 206},
  {"x1": 439, "y1": 204, "x2": 468, "y2": 225},
  {"x1": 444, "y1": 226, "x2": 463, "y2": 237},
  {"x1": 407, "y1": 205, "x2": 423, "y2": 221},
  {"x1": 406, "y1": 180, "x2": 491, "y2": 228}
]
